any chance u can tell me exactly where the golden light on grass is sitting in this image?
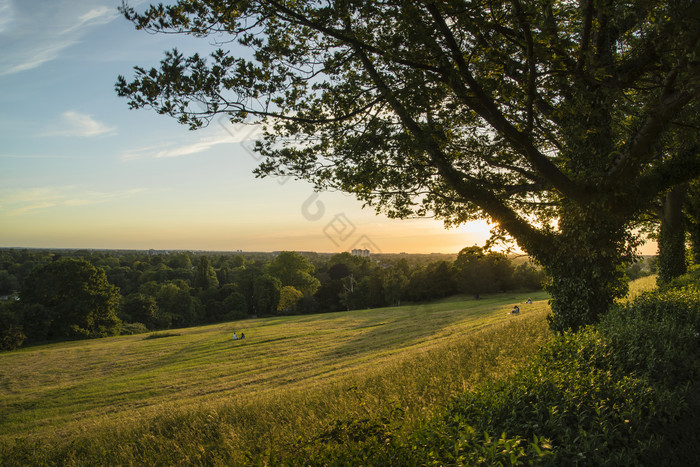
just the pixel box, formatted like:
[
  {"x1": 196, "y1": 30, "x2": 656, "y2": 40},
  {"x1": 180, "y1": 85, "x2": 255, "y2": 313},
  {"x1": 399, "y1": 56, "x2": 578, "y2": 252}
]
[{"x1": 1, "y1": 293, "x2": 553, "y2": 463}]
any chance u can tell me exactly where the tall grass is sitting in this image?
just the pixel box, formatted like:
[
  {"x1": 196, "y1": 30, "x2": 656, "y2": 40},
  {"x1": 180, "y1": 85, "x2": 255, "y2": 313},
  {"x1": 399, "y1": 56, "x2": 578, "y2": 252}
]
[
  {"x1": 0, "y1": 292, "x2": 551, "y2": 465},
  {"x1": 624, "y1": 274, "x2": 658, "y2": 302}
]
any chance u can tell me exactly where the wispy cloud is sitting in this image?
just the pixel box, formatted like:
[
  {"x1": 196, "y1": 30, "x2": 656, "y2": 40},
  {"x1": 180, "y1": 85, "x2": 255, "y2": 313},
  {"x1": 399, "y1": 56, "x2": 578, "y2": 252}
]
[
  {"x1": 0, "y1": 1, "x2": 119, "y2": 76},
  {"x1": 43, "y1": 111, "x2": 116, "y2": 137},
  {"x1": 0, "y1": 186, "x2": 144, "y2": 215},
  {"x1": 0, "y1": 153, "x2": 90, "y2": 159},
  {"x1": 119, "y1": 125, "x2": 261, "y2": 160},
  {"x1": 0, "y1": 0, "x2": 15, "y2": 34}
]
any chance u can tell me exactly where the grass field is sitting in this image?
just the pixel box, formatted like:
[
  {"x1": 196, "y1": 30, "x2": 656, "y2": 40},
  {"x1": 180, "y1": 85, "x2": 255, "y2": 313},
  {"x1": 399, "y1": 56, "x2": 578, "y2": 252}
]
[
  {"x1": 624, "y1": 274, "x2": 658, "y2": 301},
  {"x1": 1, "y1": 291, "x2": 552, "y2": 463}
]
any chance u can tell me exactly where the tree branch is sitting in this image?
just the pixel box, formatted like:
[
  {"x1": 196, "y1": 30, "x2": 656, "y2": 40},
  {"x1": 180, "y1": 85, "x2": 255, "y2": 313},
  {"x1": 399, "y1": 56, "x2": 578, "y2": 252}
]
[
  {"x1": 423, "y1": 2, "x2": 582, "y2": 202},
  {"x1": 346, "y1": 23, "x2": 550, "y2": 252},
  {"x1": 607, "y1": 78, "x2": 700, "y2": 181}
]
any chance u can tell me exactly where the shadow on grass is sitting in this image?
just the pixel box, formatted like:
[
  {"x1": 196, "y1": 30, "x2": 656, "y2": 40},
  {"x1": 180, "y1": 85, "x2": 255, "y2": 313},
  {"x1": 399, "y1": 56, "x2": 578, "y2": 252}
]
[{"x1": 143, "y1": 332, "x2": 181, "y2": 340}]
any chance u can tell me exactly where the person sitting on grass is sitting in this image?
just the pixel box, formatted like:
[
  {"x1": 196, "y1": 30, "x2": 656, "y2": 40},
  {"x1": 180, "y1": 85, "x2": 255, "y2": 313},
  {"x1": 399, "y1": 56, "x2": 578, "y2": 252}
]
[
  {"x1": 232, "y1": 332, "x2": 238, "y2": 340},
  {"x1": 240, "y1": 332, "x2": 245, "y2": 339},
  {"x1": 511, "y1": 305, "x2": 520, "y2": 314}
]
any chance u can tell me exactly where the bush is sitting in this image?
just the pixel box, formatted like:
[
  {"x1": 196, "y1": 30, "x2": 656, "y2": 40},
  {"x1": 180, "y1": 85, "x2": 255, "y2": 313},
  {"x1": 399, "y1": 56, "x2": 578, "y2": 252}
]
[
  {"x1": 601, "y1": 286, "x2": 700, "y2": 387},
  {"x1": 437, "y1": 333, "x2": 670, "y2": 465},
  {"x1": 658, "y1": 265, "x2": 700, "y2": 292},
  {"x1": 438, "y1": 284, "x2": 699, "y2": 466},
  {"x1": 120, "y1": 322, "x2": 149, "y2": 335}
]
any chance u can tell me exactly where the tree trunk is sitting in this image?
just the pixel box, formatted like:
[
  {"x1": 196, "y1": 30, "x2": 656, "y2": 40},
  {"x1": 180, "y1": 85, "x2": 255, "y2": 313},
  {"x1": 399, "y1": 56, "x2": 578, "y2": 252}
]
[
  {"x1": 690, "y1": 221, "x2": 700, "y2": 266},
  {"x1": 686, "y1": 185, "x2": 700, "y2": 266},
  {"x1": 536, "y1": 203, "x2": 631, "y2": 332},
  {"x1": 657, "y1": 184, "x2": 688, "y2": 284}
]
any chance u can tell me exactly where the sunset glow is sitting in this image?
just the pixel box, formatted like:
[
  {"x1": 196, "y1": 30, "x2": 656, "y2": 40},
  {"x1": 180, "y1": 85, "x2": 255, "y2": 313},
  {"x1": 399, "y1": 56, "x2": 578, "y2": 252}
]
[{"x1": 0, "y1": 1, "x2": 656, "y2": 256}]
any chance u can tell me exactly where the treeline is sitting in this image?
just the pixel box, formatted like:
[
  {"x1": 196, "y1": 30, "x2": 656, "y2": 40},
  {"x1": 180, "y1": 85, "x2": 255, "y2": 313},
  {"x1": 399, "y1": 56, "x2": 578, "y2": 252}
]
[{"x1": 1, "y1": 247, "x2": 548, "y2": 349}]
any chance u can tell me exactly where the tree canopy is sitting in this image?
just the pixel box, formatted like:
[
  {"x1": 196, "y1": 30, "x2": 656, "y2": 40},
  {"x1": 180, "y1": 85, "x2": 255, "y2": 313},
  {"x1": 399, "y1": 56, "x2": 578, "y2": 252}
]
[
  {"x1": 267, "y1": 251, "x2": 321, "y2": 297},
  {"x1": 21, "y1": 259, "x2": 121, "y2": 340},
  {"x1": 117, "y1": 0, "x2": 700, "y2": 330}
]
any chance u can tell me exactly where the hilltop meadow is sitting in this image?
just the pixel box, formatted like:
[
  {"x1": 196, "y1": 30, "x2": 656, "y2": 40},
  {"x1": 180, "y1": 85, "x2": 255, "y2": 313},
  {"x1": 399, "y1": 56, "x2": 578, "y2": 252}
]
[
  {"x1": 2, "y1": 272, "x2": 699, "y2": 465},
  {"x1": 1, "y1": 292, "x2": 551, "y2": 464}
]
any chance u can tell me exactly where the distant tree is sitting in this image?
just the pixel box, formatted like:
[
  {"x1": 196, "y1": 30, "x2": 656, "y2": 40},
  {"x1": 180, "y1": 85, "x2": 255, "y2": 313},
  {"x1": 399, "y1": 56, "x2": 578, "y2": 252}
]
[
  {"x1": 513, "y1": 261, "x2": 545, "y2": 291},
  {"x1": 141, "y1": 263, "x2": 173, "y2": 283},
  {"x1": 233, "y1": 265, "x2": 263, "y2": 312},
  {"x1": 384, "y1": 265, "x2": 409, "y2": 307},
  {"x1": 167, "y1": 252, "x2": 192, "y2": 269},
  {"x1": 453, "y1": 246, "x2": 514, "y2": 298},
  {"x1": 0, "y1": 302, "x2": 26, "y2": 351},
  {"x1": 253, "y1": 274, "x2": 281, "y2": 315},
  {"x1": 138, "y1": 279, "x2": 200, "y2": 328},
  {"x1": 120, "y1": 293, "x2": 161, "y2": 329},
  {"x1": 226, "y1": 254, "x2": 246, "y2": 269},
  {"x1": 16, "y1": 303, "x2": 53, "y2": 342},
  {"x1": 0, "y1": 271, "x2": 19, "y2": 294},
  {"x1": 158, "y1": 281, "x2": 201, "y2": 327},
  {"x1": 204, "y1": 299, "x2": 228, "y2": 323},
  {"x1": 328, "y1": 263, "x2": 352, "y2": 281},
  {"x1": 278, "y1": 286, "x2": 303, "y2": 313},
  {"x1": 625, "y1": 262, "x2": 646, "y2": 282},
  {"x1": 194, "y1": 256, "x2": 219, "y2": 289},
  {"x1": 222, "y1": 291, "x2": 248, "y2": 320},
  {"x1": 405, "y1": 260, "x2": 457, "y2": 302},
  {"x1": 217, "y1": 267, "x2": 231, "y2": 285},
  {"x1": 268, "y1": 251, "x2": 320, "y2": 297},
  {"x1": 314, "y1": 278, "x2": 345, "y2": 313},
  {"x1": 362, "y1": 269, "x2": 387, "y2": 309},
  {"x1": 106, "y1": 266, "x2": 138, "y2": 295},
  {"x1": 424, "y1": 261, "x2": 457, "y2": 299},
  {"x1": 21, "y1": 259, "x2": 121, "y2": 340}
]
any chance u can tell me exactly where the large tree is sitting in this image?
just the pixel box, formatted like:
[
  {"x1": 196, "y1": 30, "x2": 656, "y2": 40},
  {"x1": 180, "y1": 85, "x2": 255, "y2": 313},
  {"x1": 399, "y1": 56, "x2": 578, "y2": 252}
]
[
  {"x1": 21, "y1": 259, "x2": 121, "y2": 340},
  {"x1": 118, "y1": 1, "x2": 700, "y2": 331},
  {"x1": 267, "y1": 251, "x2": 321, "y2": 297}
]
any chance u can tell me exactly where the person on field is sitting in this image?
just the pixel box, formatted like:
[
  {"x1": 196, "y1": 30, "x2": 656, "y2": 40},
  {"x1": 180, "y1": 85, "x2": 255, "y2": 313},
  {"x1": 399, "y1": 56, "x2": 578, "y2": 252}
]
[
  {"x1": 511, "y1": 305, "x2": 520, "y2": 314},
  {"x1": 526, "y1": 298, "x2": 532, "y2": 304},
  {"x1": 232, "y1": 332, "x2": 238, "y2": 340},
  {"x1": 240, "y1": 333, "x2": 245, "y2": 339}
]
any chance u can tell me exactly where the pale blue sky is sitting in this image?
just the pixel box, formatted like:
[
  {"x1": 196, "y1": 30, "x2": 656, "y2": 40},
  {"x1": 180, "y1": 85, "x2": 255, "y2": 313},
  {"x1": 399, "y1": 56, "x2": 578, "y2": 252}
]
[
  {"x1": 0, "y1": 0, "x2": 500, "y2": 253},
  {"x1": 0, "y1": 1, "x2": 654, "y2": 255}
]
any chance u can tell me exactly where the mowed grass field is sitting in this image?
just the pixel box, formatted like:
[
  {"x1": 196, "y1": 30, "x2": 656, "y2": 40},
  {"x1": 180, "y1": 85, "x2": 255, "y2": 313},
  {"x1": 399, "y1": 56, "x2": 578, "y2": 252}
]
[{"x1": 1, "y1": 292, "x2": 553, "y2": 464}]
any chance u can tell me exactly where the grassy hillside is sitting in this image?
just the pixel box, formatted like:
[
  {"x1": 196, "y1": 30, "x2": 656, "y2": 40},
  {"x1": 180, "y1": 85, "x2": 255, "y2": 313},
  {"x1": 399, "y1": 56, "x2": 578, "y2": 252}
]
[
  {"x1": 1, "y1": 292, "x2": 550, "y2": 464},
  {"x1": 624, "y1": 274, "x2": 658, "y2": 302}
]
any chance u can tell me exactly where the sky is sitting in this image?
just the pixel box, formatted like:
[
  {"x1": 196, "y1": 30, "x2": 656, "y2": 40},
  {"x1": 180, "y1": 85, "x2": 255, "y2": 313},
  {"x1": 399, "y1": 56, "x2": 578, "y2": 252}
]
[{"x1": 0, "y1": 1, "x2": 655, "y2": 255}]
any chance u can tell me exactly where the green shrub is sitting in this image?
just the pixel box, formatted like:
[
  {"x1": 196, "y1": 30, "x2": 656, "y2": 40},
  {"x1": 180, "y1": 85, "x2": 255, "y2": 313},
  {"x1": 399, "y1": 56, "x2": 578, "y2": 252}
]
[
  {"x1": 440, "y1": 332, "x2": 670, "y2": 465},
  {"x1": 658, "y1": 265, "x2": 700, "y2": 292},
  {"x1": 436, "y1": 284, "x2": 699, "y2": 466},
  {"x1": 600, "y1": 286, "x2": 700, "y2": 387},
  {"x1": 119, "y1": 322, "x2": 149, "y2": 335},
  {"x1": 292, "y1": 407, "x2": 553, "y2": 466}
]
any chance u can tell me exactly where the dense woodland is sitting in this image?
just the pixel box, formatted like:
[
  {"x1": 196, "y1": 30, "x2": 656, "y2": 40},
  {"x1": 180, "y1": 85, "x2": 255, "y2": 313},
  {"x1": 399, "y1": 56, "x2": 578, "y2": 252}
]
[
  {"x1": 0, "y1": 247, "x2": 656, "y2": 351},
  {"x1": 0, "y1": 247, "x2": 554, "y2": 349}
]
